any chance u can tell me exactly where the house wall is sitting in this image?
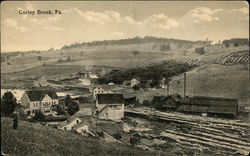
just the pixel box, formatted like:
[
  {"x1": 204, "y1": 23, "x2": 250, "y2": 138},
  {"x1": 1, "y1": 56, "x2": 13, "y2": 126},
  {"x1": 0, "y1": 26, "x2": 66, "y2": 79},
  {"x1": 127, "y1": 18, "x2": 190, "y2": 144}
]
[
  {"x1": 20, "y1": 92, "x2": 30, "y2": 108},
  {"x1": 76, "y1": 125, "x2": 89, "y2": 133},
  {"x1": 60, "y1": 118, "x2": 82, "y2": 131},
  {"x1": 107, "y1": 104, "x2": 124, "y2": 120},
  {"x1": 131, "y1": 79, "x2": 140, "y2": 87}
]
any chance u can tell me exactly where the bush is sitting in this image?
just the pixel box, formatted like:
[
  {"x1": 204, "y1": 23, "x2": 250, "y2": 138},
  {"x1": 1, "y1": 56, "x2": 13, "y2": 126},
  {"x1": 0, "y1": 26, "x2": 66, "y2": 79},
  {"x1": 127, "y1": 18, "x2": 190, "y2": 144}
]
[
  {"x1": 160, "y1": 44, "x2": 171, "y2": 52},
  {"x1": 113, "y1": 132, "x2": 122, "y2": 140},
  {"x1": 142, "y1": 100, "x2": 150, "y2": 106},
  {"x1": 67, "y1": 101, "x2": 79, "y2": 116},
  {"x1": 55, "y1": 105, "x2": 65, "y2": 115},
  {"x1": 32, "y1": 111, "x2": 45, "y2": 122},
  {"x1": 225, "y1": 43, "x2": 230, "y2": 47},
  {"x1": 195, "y1": 47, "x2": 205, "y2": 55}
]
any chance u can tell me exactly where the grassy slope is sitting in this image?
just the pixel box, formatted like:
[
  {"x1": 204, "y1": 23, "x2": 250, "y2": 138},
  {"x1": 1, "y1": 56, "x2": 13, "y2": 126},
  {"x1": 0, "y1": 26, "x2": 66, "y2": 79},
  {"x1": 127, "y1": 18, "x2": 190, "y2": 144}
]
[
  {"x1": 1, "y1": 117, "x2": 165, "y2": 156},
  {"x1": 136, "y1": 64, "x2": 249, "y2": 105}
]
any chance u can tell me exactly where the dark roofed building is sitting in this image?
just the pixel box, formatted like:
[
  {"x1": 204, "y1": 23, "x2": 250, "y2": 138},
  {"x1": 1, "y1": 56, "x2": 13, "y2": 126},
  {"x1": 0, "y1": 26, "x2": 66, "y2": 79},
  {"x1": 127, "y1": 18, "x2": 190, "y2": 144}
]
[
  {"x1": 152, "y1": 94, "x2": 181, "y2": 111},
  {"x1": 96, "y1": 94, "x2": 124, "y2": 104},
  {"x1": 96, "y1": 94, "x2": 124, "y2": 120},
  {"x1": 25, "y1": 90, "x2": 58, "y2": 101},
  {"x1": 177, "y1": 96, "x2": 238, "y2": 118},
  {"x1": 21, "y1": 90, "x2": 59, "y2": 116}
]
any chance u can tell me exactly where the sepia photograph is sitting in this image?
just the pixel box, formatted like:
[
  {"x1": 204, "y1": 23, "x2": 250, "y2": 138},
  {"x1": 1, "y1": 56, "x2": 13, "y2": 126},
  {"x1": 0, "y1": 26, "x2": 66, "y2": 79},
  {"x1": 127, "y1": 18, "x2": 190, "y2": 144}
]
[{"x1": 1, "y1": 1, "x2": 249, "y2": 155}]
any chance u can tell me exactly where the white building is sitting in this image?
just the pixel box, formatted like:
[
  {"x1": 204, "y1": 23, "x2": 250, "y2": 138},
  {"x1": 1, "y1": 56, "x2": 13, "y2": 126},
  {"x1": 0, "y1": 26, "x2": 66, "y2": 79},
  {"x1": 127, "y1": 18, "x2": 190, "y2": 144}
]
[
  {"x1": 59, "y1": 116, "x2": 82, "y2": 131},
  {"x1": 131, "y1": 78, "x2": 140, "y2": 87},
  {"x1": 93, "y1": 85, "x2": 115, "y2": 99},
  {"x1": 96, "y1": 94, "x2": 124, "y2": 120},
  {"x1": 21, "y1": 90, "x2": 59, "y2": 116}
]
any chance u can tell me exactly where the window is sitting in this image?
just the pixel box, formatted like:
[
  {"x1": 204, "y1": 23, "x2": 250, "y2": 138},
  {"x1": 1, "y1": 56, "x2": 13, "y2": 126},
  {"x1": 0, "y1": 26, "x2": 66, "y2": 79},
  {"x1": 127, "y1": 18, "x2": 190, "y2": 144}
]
[
  {"x1": 76, "y1": 120, "x2": 79, "y2": 124},
  {"x1": 64, "y1": 127, "x2": 66, "y2": 131}
]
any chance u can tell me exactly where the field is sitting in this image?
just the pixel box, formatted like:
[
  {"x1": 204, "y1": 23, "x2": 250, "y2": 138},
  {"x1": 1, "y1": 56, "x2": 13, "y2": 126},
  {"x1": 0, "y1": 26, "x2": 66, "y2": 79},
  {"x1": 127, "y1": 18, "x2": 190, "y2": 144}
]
[
  {"x1": 1, "y1": 117, "x2": 164, "y2": 156},
  {"x1": 136, "y1": 63, "x2": 249, "y2": 105}
]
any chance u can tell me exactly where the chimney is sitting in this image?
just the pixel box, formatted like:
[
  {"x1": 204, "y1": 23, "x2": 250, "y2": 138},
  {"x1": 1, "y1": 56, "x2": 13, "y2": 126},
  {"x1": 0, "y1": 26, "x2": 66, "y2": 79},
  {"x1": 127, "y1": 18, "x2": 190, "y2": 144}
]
[{"x1": 184, "y1": 73, "x2": 186, "y2": 98}]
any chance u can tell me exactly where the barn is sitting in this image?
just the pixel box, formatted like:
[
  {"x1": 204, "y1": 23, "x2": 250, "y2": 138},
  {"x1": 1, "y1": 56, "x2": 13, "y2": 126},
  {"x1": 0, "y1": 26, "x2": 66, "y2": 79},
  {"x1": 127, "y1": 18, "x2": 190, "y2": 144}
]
[
  {"x1": 152, "y1": 94, "x2": 181, "y2": 111},
  {"x1": 177, "y1": 96, "x2": 238, "y2": 118}
]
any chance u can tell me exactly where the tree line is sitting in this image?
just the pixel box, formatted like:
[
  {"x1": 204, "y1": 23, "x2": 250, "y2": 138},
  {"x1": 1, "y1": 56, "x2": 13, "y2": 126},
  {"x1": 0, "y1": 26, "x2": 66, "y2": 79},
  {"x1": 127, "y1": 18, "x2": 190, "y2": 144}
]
[{"x1": 98, "y1": 61, "x2": 196, "y2": 88}]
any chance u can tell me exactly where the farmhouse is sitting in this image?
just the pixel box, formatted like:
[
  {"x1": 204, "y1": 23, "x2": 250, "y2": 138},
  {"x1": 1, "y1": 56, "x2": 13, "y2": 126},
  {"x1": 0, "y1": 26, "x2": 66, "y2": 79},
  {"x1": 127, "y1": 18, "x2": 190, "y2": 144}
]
[
  {"x1": 93, "y1": 85, "x2": 115, "y2": 99},
  {"x1": 152, "y1": 94, "x2": 181, "y2": 111},
  {"x1": 59, "y1": 116, "x2": 82, "y2": 131},
  {"x1": 20, "y1": 90, "x2": 59, "y2": 116},
  {"x1": 177, "y1": 96, "x2": 238, "y2": 118},
  {"x1": 96, "y1": 94, "x2": 124, "y2": 120}
]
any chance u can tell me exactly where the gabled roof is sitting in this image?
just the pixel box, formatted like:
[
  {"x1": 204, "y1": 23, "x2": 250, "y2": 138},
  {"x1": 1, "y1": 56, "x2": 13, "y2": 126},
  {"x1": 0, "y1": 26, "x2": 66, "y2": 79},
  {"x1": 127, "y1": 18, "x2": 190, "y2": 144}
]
[
  {"x1": 179, "y1": 96, "x2": 238, "y2": 115},
  {"x1": 95, "y1": 84, "x2": 115, "y2": 91},
  {"x1": 59, "y1": 115, "x2": 82, "y2": 127},
  {"x1": 25, "y1": 90, "x2": 58, "y2": 101},
  {"x1": 97, "y1": 94, "x2": 124, "y2": 104}
]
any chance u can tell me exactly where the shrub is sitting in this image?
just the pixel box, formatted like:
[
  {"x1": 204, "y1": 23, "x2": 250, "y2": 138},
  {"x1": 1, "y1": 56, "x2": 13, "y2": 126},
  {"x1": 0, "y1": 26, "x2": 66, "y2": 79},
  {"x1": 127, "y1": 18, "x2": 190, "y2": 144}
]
[
  {"x1": 195, "y1": 47, "x2": 205, "y2": 55},
  {"x1": 67, "y1": 101, "x2": 79, "y2": 116},
  {"x1": 113, "y1": 132, "x2": 122, "y2": 140},
  {"x1": 1, "y1": 92, "x2": 17, "y2": 116},
  {"x1": 32, "y1": 111, "x2": 45, "y2": 122}
]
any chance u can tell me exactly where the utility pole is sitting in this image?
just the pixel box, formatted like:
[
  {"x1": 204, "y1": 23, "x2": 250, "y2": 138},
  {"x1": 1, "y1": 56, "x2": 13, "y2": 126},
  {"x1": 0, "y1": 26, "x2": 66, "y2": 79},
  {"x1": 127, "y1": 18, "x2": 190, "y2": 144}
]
[{"x1": 184, "y1": 73, "x2": 186, "y2": 98}]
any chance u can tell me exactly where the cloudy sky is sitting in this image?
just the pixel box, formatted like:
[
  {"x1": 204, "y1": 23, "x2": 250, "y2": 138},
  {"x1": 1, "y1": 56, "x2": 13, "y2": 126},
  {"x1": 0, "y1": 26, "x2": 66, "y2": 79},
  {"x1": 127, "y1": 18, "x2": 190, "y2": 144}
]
[{"x1": 1, "y1": 1, "x2": 249, "y2": 52}]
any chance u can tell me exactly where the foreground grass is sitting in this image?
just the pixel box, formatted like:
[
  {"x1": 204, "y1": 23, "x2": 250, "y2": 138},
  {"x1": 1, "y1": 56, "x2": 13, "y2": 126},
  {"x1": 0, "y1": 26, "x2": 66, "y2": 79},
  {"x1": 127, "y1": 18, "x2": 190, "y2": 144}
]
[{"x1": 1, "y1": 117, "x2": 165, "y2": 156}]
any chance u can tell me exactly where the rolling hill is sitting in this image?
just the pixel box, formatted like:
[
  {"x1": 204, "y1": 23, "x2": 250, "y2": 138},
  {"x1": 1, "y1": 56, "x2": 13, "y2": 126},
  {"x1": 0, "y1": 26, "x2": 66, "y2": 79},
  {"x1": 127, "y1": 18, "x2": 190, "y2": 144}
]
[{"x1": 136, "y1": 63, "x2": 249, "y2": 106}]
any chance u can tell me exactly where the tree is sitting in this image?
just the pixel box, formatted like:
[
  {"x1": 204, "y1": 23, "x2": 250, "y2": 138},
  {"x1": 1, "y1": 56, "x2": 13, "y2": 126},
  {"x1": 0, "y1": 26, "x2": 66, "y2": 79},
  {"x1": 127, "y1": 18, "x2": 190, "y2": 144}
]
[
  {"x1": 1, "y1": 92, "x2": 17, "y2": 116},
  {"x1": 195, "y1": 47, "x2": 205, "y2": 55},
  {"x1": 67, "y1": 101, "x2": 79, "y2": 116},
  {"x1": 32, "y1": 110, "x2": 45, "y2": 122},
  {"x1": 37, "y1": 56, "x2": 42, "y2": 61},
  {"x1": 132, "y1": 51, "x2": 139, "y2": 58},
  {"x1": 65, "y1": 94, "x2": 72, "y2": 107},
  {"x1": 55, "y1": 104, "x2": 66, "y2": 115},
  {"x1": 67, "y1": 56, "x2": 71, "y2": 62}
]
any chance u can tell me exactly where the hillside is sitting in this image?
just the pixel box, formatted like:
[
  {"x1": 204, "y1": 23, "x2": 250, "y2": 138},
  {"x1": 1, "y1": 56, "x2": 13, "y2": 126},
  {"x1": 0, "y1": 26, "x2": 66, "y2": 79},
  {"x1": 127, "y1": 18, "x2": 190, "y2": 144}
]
[
  {"x1": 1, "y1": 117, "x2": 164, "y2": 156},
  {"x1": 136, "y1": 63, "x2": 249, "y2": 106}
]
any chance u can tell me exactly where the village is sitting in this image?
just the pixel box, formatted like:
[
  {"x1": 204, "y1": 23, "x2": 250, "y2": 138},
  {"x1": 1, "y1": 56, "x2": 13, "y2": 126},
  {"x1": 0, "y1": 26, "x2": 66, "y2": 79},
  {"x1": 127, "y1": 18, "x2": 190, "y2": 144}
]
[{"x1": 1, "y1": 67, "x2": 250, "y2": 155}]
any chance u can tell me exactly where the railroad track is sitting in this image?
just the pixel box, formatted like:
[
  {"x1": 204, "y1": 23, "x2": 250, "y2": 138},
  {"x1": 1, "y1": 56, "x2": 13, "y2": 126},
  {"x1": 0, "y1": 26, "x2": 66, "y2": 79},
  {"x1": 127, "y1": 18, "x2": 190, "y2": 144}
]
[{"x1": 125, "y1": 110, "x2": 250, "y2": 155}]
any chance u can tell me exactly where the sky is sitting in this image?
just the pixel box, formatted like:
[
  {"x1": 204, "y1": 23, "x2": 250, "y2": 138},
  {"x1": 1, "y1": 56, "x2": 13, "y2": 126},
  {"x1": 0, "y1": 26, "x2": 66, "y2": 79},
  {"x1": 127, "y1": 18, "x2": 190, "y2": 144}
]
[{"x1": 1, "y1": 1, "x2": 249, "y2": 52}]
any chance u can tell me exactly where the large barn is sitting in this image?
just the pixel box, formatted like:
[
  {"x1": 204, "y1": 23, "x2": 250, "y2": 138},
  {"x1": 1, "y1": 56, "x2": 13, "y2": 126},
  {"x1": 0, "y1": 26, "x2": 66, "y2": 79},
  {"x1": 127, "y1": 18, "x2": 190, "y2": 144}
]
[{"x1": 177, "y1": 96, "x2": 238, "y2": 118}]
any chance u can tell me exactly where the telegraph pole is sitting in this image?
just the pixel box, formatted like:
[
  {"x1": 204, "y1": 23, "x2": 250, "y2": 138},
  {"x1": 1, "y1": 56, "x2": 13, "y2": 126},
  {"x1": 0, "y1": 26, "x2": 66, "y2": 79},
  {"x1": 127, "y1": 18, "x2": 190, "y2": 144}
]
[{"x1": 184, "y1": 73, "x2": 186, "y2": 98}]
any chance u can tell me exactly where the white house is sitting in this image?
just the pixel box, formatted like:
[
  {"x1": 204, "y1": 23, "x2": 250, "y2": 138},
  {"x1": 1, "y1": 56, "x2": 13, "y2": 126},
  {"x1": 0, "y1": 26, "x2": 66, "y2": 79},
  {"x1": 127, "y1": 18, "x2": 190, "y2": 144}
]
[
  {"x1": 77, "y1": 72, "x2": 99, "y2": 86},
  {"x1": 21, "y1": 90, "x2": 59, "y2": 116},
  {"x1": 96, "y1": 94, "x2": 124, "y2": 120},
  {"x1": 59, "y1": 116, "x2": 82, "y2": 131},
  {"x1": 93, "y1": 85, "x2": 115, "y2": 99},
  {"x1": 131, "y1": 78, "x2": 140, "y2": 87}
]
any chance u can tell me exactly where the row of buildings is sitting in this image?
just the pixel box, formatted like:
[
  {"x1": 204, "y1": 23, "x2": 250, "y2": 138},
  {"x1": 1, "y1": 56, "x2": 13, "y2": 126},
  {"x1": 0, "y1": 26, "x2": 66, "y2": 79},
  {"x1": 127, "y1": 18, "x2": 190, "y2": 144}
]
[{"x1": 152, "y1": 94, "x2": 239, "y2": 118}]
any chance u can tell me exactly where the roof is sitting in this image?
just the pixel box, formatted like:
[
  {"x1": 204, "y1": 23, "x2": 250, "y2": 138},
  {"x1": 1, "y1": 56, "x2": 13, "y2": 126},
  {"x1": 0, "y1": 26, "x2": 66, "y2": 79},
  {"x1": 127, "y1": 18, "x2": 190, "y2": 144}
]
[
  {"x1": 89, "y1": 74, "x2": 98, "y2": 79},
  {"x1": 95, "y1": 84, "x2": 115, "y2": 91},
  {"x1": 178, "y1": 96, "x2": 238, "y2": 115},
  {"x1": 152, "y1": 94, "x2": 181, "y2": 105},
  {"x1": 25, "y1": 90, "x2": 58, "y2": 101},
  {"x1": 72, "y1": 116, "x2": 92, "y2": 129},
  {"x1": 97, "y1": 94, "x2": 124, "y2": 104},
  {"x1": 59, "y1": 115, "x2": 82, "y2": 127}
]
